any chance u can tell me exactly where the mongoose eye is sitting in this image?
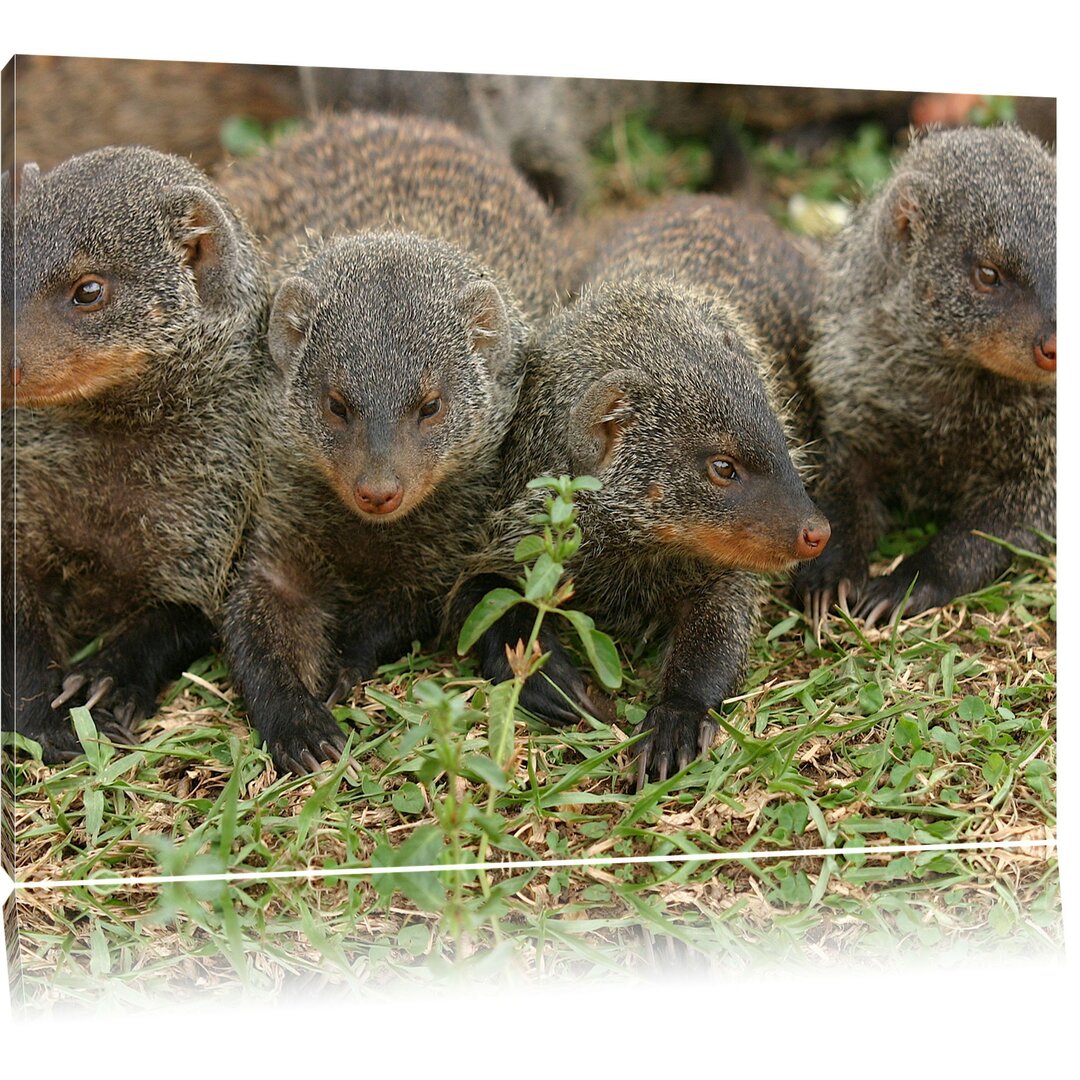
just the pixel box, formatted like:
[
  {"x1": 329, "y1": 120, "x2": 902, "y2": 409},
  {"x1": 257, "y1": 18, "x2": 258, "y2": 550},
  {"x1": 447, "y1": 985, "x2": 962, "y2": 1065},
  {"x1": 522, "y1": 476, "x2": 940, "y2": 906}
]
[
  {"x1": 973, "y1": 263, "x2": 1003, "y2": 291},
  {"x1": 707, "y1": 457, "x2": 738, "y2": 486},
  {"x1": 326, "y1": 392, "x2": 350, "y2": 424},
  {"x1": 418, "y1": 394, "x2": 443, "y2": 422},
  {"x1": 70, "y1": 277, "x2": 109, "y2": 310}
]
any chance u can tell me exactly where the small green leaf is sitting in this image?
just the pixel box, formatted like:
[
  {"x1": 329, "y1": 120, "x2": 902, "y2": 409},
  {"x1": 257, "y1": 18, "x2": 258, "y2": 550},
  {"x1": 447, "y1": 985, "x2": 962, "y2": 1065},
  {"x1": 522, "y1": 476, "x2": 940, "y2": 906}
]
[
  {"x1": 392, "y1": 782, "x2": 426, "y2": 815},
  {"x1": 766, "y1": 615, "x2": 800, "y2": 642},
  {"x1": 486, "y1": 680, "x2": 518, "y2": 770},
  {"x1": 982, "y1": 753, "x2": 1008, "y2": 787},
  {"x1": 524, "y1": 553, "x2": 564, "y2": 600},
  {"x1": 71, "y1": 705, "x2": 108, "y2": 771},
  {"x1": 513, "y1": 535, "x2": 546, "y2": 563},
  {"x1": 858, "y1": 683, "x2": 885, "y2": 715},
  {"x1": 457, "y1": 588, "x2": 523, "y2": 654},
  {"x1": 397, "y1": 923, "x2": 431, "y2": 956},
  {"x1": 462, "y1": 753, "x2": 509, "y2": 790},
  {"x1": 560, "y1": 609, "x2": 623, "y2": 690},
  {"x1": 570, "y1": 475, "x2": 603, "y2": 492},
  {"x1": 957, "y1": 695, "x2": 986, "y2": 722},
  {"x1": 84, "y1": 787, "x2": 104, "y2": 845}
]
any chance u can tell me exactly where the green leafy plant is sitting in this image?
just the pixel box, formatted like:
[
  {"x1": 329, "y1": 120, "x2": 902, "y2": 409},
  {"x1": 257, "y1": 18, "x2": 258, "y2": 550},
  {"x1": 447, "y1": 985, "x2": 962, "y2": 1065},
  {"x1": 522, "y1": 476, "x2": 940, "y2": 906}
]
[{"x1": 458, "y1": 474, "x2": 622, "y2": 730}]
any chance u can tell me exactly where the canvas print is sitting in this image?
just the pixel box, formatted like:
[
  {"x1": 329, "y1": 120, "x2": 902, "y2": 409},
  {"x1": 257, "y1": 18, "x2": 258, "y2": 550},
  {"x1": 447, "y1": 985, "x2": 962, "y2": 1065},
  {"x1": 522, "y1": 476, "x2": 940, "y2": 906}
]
[{"x1": 1, "y1": 55, "x2": 1056, "y2": 972}]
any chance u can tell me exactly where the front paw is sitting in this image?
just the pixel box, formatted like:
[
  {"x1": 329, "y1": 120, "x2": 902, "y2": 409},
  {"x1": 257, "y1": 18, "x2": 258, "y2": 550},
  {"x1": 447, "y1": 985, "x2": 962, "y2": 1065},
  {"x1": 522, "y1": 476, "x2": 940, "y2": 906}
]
[
  {"x1": 17, "y1": 711, "x2": 86, "y2": 764},
  {"x1": 481, "y1": 629, "x2": 596, "y2": 725},
  {"x1": 855, "y1": 561, "x2": 954, "y2": 629},
  {"x1": 792, "y1": 540, "x2": 869, "y2": 635},
  {"x1": 264, "y1": 702, "x2": 352, "y2": 777},
  {"x1": 634, "y1": 700, "x2": 717, "y2": 792},
  {"x1": 49, "y1": 667, "x2": 153, "y2": 746}
]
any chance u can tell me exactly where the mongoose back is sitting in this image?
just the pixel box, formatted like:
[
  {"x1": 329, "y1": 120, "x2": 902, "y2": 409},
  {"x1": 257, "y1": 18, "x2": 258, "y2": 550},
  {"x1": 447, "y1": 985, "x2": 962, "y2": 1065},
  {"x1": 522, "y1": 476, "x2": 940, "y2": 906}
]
[
  {"x1": 217, "y1": 111, "x2": 557, "y2": 319},
  {"x1": 218, "y1": 113, "x2": 558, "y2": 774},
  {"x1": 793, "y1": 125, "x2": 1056, "y2": 628},
  {"x1": 585, "y1": 193, "x2": 823, "y2": 372},
  {"x1": 464, "y1": 275, "x2": 830, "y2": 789},
  {"x1": 3, "y1": 146, "x2": 274, "y2": 762}
]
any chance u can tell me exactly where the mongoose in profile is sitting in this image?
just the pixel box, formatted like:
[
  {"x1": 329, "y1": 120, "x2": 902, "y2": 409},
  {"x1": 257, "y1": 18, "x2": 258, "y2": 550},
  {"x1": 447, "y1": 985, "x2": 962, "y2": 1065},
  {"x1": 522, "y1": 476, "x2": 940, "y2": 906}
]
[
  {"x1": 793, "y1": 126, "x2": 1056, "y2": 629},
  {"x1": 3, "y1": 147, "x2": 274, "y2": 762},
  {"x1": 218, "y1": 113, "x2": 558, "y2": 774},
  {"x1": 464, "y1": 274, "x2": 830, "y2": 789}
]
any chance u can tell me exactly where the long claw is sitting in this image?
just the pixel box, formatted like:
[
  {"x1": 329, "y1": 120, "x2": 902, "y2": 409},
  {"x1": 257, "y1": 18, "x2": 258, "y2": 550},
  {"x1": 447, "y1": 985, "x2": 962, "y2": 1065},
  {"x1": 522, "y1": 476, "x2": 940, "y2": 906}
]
[
  {"x1": 635, "y1": 748, "x2": 650, "y2": 793},
  {"x1": 98, "y1": 719, "x2": 136, "y2": 746},
  {"x1": 318, "y1": 739, "x2": 342, "y2": 763},
  {"x1": 657, "y1": 753, "x2": 670, "y2": 784},
  {"x1": 862, "y1": 598, "x2": 893, "y2": 630},
  {"x1": 837, "y1": 579, "x2": 851, "y2": 614},
  {"x1": 84, "y1": 676, "x2": 115, "y2": 711},
  {"x1": 51, "y1": 673, "x2": 88, "y2": 710},
  {"x1": 676, "y1": 747, "x2": 691, "y2": 772},
  {"x1": 300, "y1": 749, "x2": 322, "y2": 773},
  {"x1": 325, "y1": 671, "x2": 357, "y2": 709},
  {"x1": 698, "y1": 720, "x2": 717, "y2": 757},
  {"x1": 112, "y1": 701, "x2": 138, "y2": 731}
]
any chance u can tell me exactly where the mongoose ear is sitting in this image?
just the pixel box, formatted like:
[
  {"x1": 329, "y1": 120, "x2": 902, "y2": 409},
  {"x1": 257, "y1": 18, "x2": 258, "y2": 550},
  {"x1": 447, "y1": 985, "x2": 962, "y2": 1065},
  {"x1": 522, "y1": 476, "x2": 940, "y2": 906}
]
[
  {"x1": 567, "y1": 369, "x2": 639, "y2": 475},
  {"x1": 269, "y1": 277, "x2": 319, "y2": 375},
  {"x1": 459, "y1": 280, "x2": 512, "y2": 369},
  {"x1": 161, "y1": 185, "x2": 239, "y2": 310},
  {"x1": 886, "y1": 173, "x2": 932, "y2": 248}
]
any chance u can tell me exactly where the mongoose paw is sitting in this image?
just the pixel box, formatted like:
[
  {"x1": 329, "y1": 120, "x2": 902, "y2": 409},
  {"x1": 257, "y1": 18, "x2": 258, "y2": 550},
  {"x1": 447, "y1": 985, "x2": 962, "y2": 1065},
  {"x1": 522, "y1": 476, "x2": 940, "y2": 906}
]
[
  {"x1": 855, "y1": 565, "x2": 953, "y2": 629},
  {"x1": 481, "y1": 627, "x2": 597, "y2": 725},
  {"x1": 634, "y1": 702, "x2": 717, "y2": 792},
  {"x1": 793, "y1": 543, "x2": 868, "y2": 641},
  {"x1": 517, "y1": 659, "x2": 598, "y2": 726},
  {"x1": 17, "y1": 713, "x2": 86, "y2": 764},
  {"x1": 50, "y1": 669, "x2": 150, "y2": 747},
  {"x1": 267, "y1": 705, "x2": 355, "y2": 779}
]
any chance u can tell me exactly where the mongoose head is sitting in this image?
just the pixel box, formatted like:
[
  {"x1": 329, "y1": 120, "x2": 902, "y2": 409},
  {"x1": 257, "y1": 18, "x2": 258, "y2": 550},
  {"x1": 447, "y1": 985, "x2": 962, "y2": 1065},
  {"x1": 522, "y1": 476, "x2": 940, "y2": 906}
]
[
  {"x1": 7, "y1": 146, "x2": 265, "y2": 409},
  {"x1": 870, "y1": 125, "x2": 1056, "y2": 384},
  {"x1": 553, "y1": 282, "x2": 830, "y2": 572},
  {"x1": 269, "y1": 232, "x2": 527, "y2": 523}
]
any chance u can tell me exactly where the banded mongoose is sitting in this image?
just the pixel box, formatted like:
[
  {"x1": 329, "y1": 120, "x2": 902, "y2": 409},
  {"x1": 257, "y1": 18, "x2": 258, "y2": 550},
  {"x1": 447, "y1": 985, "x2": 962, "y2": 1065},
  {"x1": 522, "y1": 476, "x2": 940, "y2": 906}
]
[
  {"x1": 464, "y1": 270, "x2": 830, "y2": 789},
  {"x1": 2, "y1": 147, "x2": 275, "y2": 762},
  {"x1": 217, "y1": 113, "x2": 558, "y2": 775},
  {"x1": 582, "y1": 192, "x2": 824, "y2": 370},
  {"x1": 793, "y1": 125, "x2": 1056, "y2": 629}
]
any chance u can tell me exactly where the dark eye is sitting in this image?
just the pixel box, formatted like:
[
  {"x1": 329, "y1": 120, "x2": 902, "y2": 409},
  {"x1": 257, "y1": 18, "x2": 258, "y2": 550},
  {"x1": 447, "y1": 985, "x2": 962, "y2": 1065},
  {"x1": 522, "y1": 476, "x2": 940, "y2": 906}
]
[
  {"x1": 326, "y1": 393, "x2": 349, "y2": 422},
  {"x1": 707, "y1": 457, "x2": 738, "y2": 486},
  {"x1": 418, "y1": 395, "x2": 442, "y2": 421},
  {"x1": 71, "y1": 277, "x2": 108, "y2": 309},
  {"x1": 973, "y1": 263, "x2": 1002, "y2": 290}
]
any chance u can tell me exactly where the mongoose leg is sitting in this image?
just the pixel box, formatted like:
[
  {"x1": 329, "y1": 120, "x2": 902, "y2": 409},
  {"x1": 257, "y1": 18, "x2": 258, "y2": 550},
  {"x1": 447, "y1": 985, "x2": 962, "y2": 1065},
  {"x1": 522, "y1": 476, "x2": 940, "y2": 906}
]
[
  {"x1": 635, "y1": 572, "x2": 758, "y2": 791},
  {"x1": 224, "y1": 563, "x2": 352, "y2": 777},
  {"x1": 3, "y1": 596, "x2": 80, "y2": 762},
  {"x1": 855, "y1": 506, "x2": 1049, "y2": 628},
  {"x1": 793, "y1": 442, "x2": 880, "y2": 638},
  {"x1": 326, "y1": 602, "x2": 437, "y2": 708},
  {"x1": 49, "y1": 603, "x2": 216, "y2": 745}
]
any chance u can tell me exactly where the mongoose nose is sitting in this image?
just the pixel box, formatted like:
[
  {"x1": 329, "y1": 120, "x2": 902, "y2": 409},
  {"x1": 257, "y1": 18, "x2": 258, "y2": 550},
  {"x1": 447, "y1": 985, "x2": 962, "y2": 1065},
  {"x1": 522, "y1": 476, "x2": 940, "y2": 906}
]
[
  {"x1": 795, "y1": 519, "x2": 832, "y2": 560},
  {"x1": 1034, "y1": 334, "x2": 1056, "y2": 372},
  {"x1": 354, "y1": 482, "x2": 404, "y2": 516}
]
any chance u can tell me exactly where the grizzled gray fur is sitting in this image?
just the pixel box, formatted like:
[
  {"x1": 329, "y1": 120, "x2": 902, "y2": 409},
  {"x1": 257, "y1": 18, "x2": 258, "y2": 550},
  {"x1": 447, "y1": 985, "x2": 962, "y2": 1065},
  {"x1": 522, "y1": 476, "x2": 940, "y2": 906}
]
[
  {"x1": 3, "y1": 146, "x2": 275, "y2": 761},
  {"x1": 794, "y1": 126, "x2": 1056, "y2": 629}
]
